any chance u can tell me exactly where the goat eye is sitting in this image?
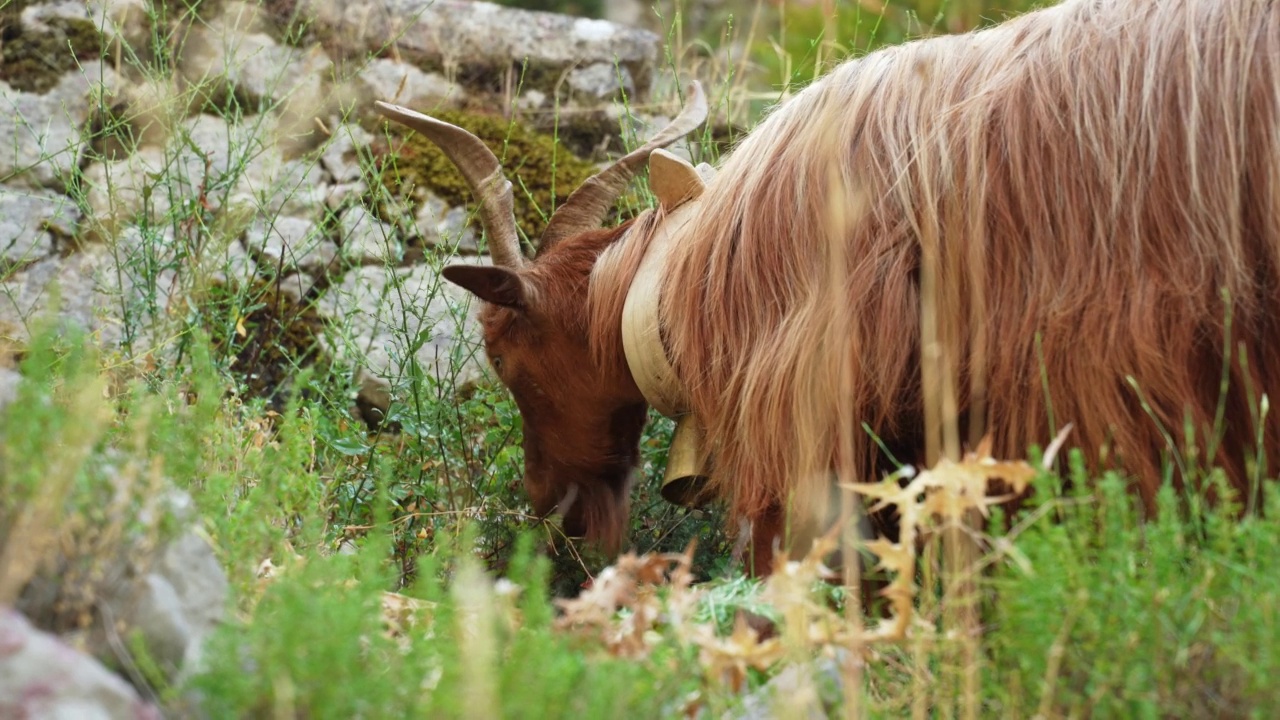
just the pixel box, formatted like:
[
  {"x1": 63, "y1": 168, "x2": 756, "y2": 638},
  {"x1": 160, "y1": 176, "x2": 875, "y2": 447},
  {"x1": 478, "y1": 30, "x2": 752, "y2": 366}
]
[{"x1": 492, "y1": 356, "x2": 504, "y2": 372}]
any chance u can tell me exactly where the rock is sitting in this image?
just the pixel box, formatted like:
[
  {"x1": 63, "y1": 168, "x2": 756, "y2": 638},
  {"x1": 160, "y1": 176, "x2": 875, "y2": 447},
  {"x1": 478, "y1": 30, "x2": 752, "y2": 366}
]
[
  {"x1": 1, "y1": 227, "x2": 56, "y2": 271},
  {"x1": 337, "y1": 206, "x2": 402, "y2": 265},
  {"x1": 201, "y1": 236, "x2": 259, "y2": 286},
  {"x1": 317, "y1": 260, "x2": 490, "y2": 413},
  {"x1": 567, "y1": 62, "x2": 636, "y2": 103},
  {"x1": 180, "y1": 16, "x2": 333, "y2": 115},
  {"x1": 0, "y1": 607, "x2": 161, "y2": 720},
  {"x1": 20, "y1": 0, "x2": 94, "y2": 31},
  {"x1": 0, "y1": 241, "x2": 177, "y2": 349},
  {"x1": 355, "y1": 59, "x2": 464, "y2": 112},
  {"x1": 232, "y1": 145, "x2": 330, "y2": 218},
  {"x1": 275, "y1": 272, "x2": 313, "y2": 301},
  {"x1": 516, "y1": 88, "x2": 548, "y2": 111},
  {"x1": 82, "y1": 112, "x2": 260, "y2": 233},
  {"x1": 622, "y1": 108, "x2": 699, "y2": 163},
  {"x1": 81, "y1": 147, "x2": 171, "y2": 231},
  {"x1": 181, "y1": 113, "x2": 268, "y2": 179},
  {"x1": 245, "y1": 216, "x2": 337, "y2": 273},
  {"x1": 306, "y1": 0, "x2": 660, "y2": 98},
  {"x1": 324, "y1": 180, "x2": 367, "y2": 210},
  {"x1": 108, "y1": 531, "x2": 228, "y2": 680},
  {"x1": 409, "y1": 192, "x2": 448, "y2": 248},
  {"x1": 0, "y1": 186, "x2": 79, "y2": 269},
  {"x1": 157, "y1": 532, "x2": 228, "y2": 636},
  {"x1": 86, "y1": 0, "x2": 151, "y2": 56},
  {"x1": 434, "y1": 205, "x2": 480, "y2": 254},
  {"x1": 602, "y1": 0, "x2": 646, "y2": 27},
  {"x1": 5, "y1": 481, "x2": 227, "y2": 697},
  {"x1": 0, "y1": 367, "x2": 20, "y2": 416},
  {"x1": 81, "y1": 110, "x2": 320, "y2": 234},
  {"x1": 319, "y1": 123, "x2": 374, "y2": 183},
  {"x1": 0, "y1": 62, "x2": 117, "y2": 190},
  {"x1": 114, "y1": 223, "x2": 183, "y2": 272},
  {"x1": 138, "y1": 486, "x2": 199, "y2": 527},
  {"x1": 93, "y1": 77, "x2": 183, "y2": 157}
]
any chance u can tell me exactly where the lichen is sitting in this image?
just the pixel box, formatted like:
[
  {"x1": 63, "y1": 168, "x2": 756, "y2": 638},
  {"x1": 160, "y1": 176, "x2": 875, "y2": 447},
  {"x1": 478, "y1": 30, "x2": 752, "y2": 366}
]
[
  {"x1": 368, "y1": 108, "x2": 608, "y2": 243},
  {"x1": 0, "y1": 6, "x2": 104, "y2": 95}
]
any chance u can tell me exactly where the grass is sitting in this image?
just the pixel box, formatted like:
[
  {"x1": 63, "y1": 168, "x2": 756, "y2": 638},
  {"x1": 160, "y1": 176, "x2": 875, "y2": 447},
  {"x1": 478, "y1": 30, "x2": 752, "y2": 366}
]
[{"x1": 2, "y1": 0, "x2": 1279, "y2": 716}]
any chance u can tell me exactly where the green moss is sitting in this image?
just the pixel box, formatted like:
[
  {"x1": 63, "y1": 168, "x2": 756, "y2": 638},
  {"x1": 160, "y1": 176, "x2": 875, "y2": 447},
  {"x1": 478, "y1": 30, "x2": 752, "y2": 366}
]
[
  {"x1": 370, "y1": 109, "x2": 603, "y2": 243},
  {"x1": 0, "y1": 9, "x2": 104, "y2": 95},
  {"x1": 488, "y1": 0, "x2": 602, "y2": 18}
]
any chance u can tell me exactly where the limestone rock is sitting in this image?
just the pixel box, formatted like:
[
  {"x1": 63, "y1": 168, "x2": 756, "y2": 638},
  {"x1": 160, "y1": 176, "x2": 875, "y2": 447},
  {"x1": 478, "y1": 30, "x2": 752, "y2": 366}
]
[
  {"x1": 275, "y1": 272, "x2": 314, "y2": 302},
  {"x1": 231, "y1": 145, "x2": 330, "y2": 218},
  {"x1": 201, "y1": 236, "x2": 259, "y2": 286},
  {"x1": 86, "y1": 0, "x2": 151, "y2": 55},
  {"x1": 0, "y1": 241, "x2": 177, "y2": 349},
  {"x1": 245, "y1": 215, "x2": 337, "y2": 273},
  {"x1": 0, "y1": 608, "x2": 161, "y2": 720},
  {"x1": 726, "y1": 652, "x2": 845, "y2": 720},
  {"x1": 81, "y1": 113, "x2": 261, "y2": 232},
  {"x1": 319, "y1": 123, "x2": 374, "y2": 184},
  {"x1": 411, "y1": 192, "x2": 480, "y2": 255},
  {"x1": 180, "y1": 18, "x2": 333, "y2": 116},
  {"x1": 567, "y1": 62, "x2": 636, "y2": 103},
  {"x1": 317, "y1": 260, "x2": 489, "y2": 413},
  {"x1": 107, "y1": 531, "x2": 228, "y2": 680},
  {"x1": 0, "y1": 62, "x2": 116, "y2": 190},
  {"x1": 337, "y1": 206, "x2": 402, "y2": 265},
  {"x1": 20, "y1": 0, "x2": 94, "y2": 31},
  {"x1": 81, "y1": 147, "x2": 172, "y2": 230},
  {"x1": 602, "y1": 0, "x2": 646, "y2": 27},
  {"x1": 0, "y1": 367, "x2": 20, "y2": 417},
  {"x1": 433, "y1": 205, "x2": 480, "y2": 255},
  {"x1": 0, "y1": 186, "x2": 79, "y2": 269},
  {"x1": 306, "y1": 0, "x2": 660, "y2": 98},
  {"x1": 324, "y1": 181, "x2": 367, "y2": 210},
  {"x1": 355, "y1": 59, "x2": 464, "y2": 113}
]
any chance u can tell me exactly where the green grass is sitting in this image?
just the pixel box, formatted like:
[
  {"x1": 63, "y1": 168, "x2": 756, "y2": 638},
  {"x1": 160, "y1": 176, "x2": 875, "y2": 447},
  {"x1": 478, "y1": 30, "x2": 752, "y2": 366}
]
[
  {"x1": 983, "y1": 461, "x2": 1280, "y2": 717},
  {"x1": 2, "y1": 0, "x2": 1279, "y2": 716}
]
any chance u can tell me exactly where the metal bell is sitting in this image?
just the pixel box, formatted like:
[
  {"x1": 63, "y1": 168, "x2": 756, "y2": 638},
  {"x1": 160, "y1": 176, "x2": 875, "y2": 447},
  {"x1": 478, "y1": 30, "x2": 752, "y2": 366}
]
[{"x1": 661, "y1": 414, "x2": 713, "y2": 507}]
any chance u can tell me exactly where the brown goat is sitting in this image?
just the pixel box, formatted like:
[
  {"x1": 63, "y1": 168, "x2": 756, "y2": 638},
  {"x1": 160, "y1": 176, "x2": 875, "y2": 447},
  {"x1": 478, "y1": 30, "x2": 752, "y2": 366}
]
[
  {"x1": 376, "y1": 89, "x2": 709, "y2": 554},
  {"x1": 379, "y1": 0, "x2": 1280, "y2": 576}
]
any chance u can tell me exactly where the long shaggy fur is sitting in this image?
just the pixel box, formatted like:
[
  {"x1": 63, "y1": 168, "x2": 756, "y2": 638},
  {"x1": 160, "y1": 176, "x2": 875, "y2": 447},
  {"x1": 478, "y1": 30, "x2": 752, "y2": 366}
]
[{"x1": 598, "y1": 0, "x2": 1280, "y2": 529}]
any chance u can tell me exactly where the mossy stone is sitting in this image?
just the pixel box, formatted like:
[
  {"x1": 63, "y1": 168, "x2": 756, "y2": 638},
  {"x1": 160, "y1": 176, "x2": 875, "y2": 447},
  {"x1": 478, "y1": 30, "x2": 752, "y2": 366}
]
[
  {"x1": 370, "y1": 109, "x2": 604, "y2": 244},
  {"x1": 0, "y1": 4, "x2": 104, "y2": 95}
]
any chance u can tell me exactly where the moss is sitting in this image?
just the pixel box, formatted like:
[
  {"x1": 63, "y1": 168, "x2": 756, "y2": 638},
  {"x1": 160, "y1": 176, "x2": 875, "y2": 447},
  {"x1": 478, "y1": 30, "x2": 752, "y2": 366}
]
[
  {"x1": 369, "y1": 109, "x2": 605, "y2": 243},
  {"x1": 0, "y1": 7, "x2": 104, "y2": 95},
  {"x1": 488, "y1": 0, "x2": 602, "y2": 18}
]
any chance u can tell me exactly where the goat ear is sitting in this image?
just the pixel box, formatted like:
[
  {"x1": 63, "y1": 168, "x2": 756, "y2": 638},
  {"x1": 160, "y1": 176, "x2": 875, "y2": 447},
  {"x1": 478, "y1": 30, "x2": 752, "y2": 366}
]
[
  {"x1": 650, "y1": 148, "x2": 706, "y2": 210},
  {"x1": 442, "y1": 264, "x2": 529, "y2": 308}
]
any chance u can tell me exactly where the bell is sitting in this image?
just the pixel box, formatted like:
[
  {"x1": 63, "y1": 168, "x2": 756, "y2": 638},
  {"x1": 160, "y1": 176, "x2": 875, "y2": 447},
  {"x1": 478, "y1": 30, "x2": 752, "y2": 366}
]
[{"x1": 661, "y1": 415, "x2": 713, "y2": 507}]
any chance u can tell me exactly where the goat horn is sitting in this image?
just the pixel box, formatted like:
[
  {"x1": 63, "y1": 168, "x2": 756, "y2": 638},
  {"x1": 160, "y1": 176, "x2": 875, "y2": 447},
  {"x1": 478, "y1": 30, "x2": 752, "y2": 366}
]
[
  {"x1": 374, "y1": 101, "x2": 525, "y2": 269},
  {"x1": 539, "y1": 81, "x2": 709, "y2": 251}
]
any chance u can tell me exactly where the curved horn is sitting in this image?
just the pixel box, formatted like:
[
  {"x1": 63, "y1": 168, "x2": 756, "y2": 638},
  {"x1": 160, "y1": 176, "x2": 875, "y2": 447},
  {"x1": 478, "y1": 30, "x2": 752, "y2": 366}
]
[
  {"x1": 374, "y1": 101, "x2": 525, "y2": 269},
  {"x1": 539, "y1": 81, "x2": 709, "y2": 251}
]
